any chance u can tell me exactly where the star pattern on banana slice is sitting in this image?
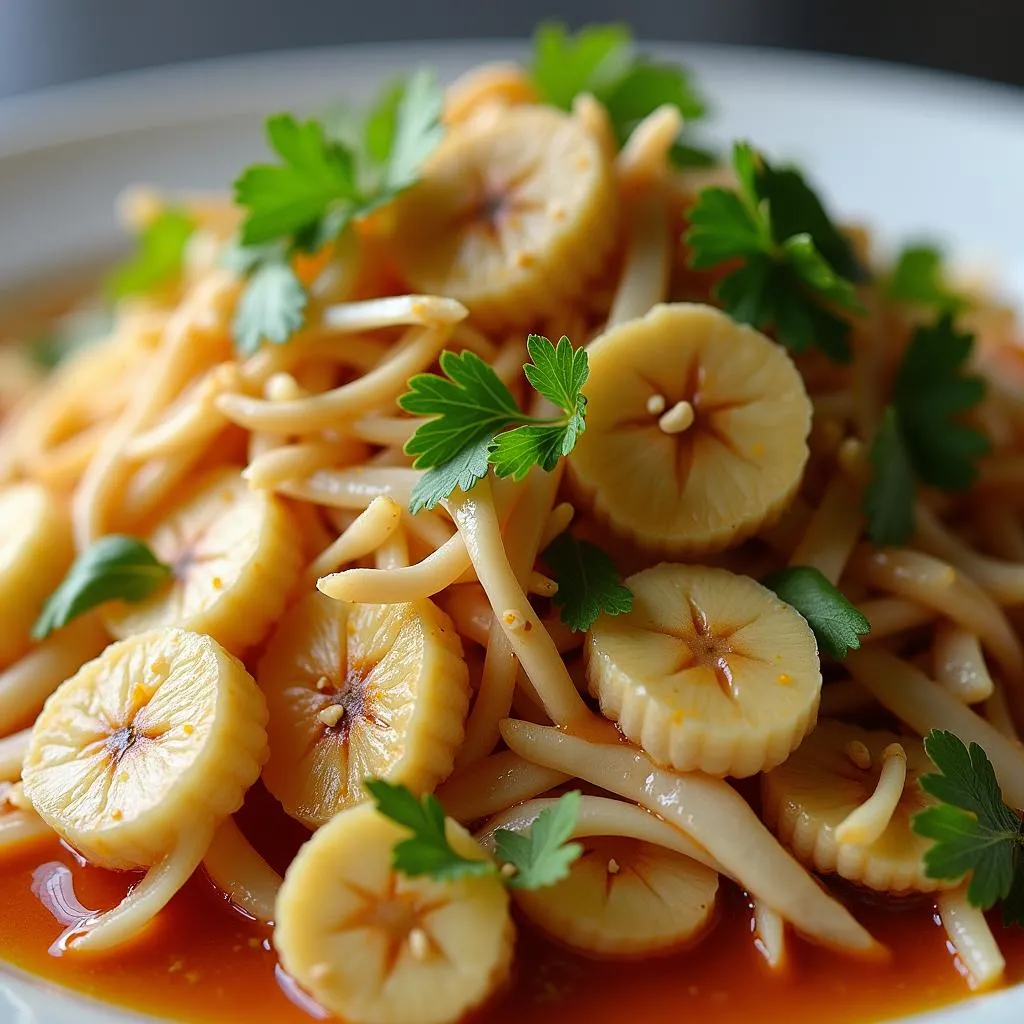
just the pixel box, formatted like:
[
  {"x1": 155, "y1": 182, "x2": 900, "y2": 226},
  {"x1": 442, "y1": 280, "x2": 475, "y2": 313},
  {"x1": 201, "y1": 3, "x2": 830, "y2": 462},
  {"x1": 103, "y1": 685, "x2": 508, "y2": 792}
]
[
  {"x1": 569, "y1": 303, "x2": 812, "y2": 556},
  {"x1": 260, "y1": 593, "x2": 469, "y2": 828},
  {"x1": 392, "y1": 104, "x2": 619, "y2": 329},
  {"x1": 104, "y1": 468, "x2": 302, "y2": 654},
  {"x1": 275, "y1": 802, "x2": 514, "y2": 1024},
  {"x1": 513, "y1": 834, "x2": 719, "y2": 958},
  {"x1": 588, "y1": 563, "x2": 821, "y2": 778}
]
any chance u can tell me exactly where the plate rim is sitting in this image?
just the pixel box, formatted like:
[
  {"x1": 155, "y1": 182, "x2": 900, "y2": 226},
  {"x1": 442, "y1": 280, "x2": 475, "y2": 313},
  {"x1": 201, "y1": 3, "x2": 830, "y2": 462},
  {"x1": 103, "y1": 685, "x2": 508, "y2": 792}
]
[{"x1": 1, "y1": 38, "x2": 1022, "y2": 160}]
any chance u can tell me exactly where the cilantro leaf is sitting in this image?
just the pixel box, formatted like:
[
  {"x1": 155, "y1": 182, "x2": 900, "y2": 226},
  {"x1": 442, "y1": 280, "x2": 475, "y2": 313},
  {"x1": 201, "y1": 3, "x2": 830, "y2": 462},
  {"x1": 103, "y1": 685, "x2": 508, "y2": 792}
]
[
  {"x1": 235, "y1": 115, "x2": 359, "y2": 247},
  {"x1": 400, "y1": 350, "x2": 521, "y2": 469},
  {"x1": 33, "y1": 536, "x2": 172, "y2": 639},
  {"x1": 106, "y1": 209, "x2": 195, "y2": 299},
  {"x1": 911, "y1": 730, "x2": 1024, "y2": 912},
  {"x1": 494, "y1": 791, "x2": 583, "y2": 890},
  {"x1": 523, "y1": 334, "x2": 589, "y2": 422},
  {"x1": 863, "y1": 315, "x2": 989, "y2": 545},
  {"x1": 531, "y1": 22, "x2": 634, "y2": 110},
  {"x1": 762, "y1": 565, "x2": 870, "y2": 659},
  {"x1": 892, "y1": 314, "x2": 989, "y2": 492},
  {"x1": 531, "y1": 22, "x2": 706, "y2": 157},
  {"x1": 382, "y1": 69, "x2": 445, "y2": 194},
  {"x1": 370, "y1": 780, "x2": 583, "y2": 892},
  {"x1": 401, "y1": 335, "x2": 590, "y2": 510},
  {"x1": 365, "y1": 780, "x2": 496, "y2": 882},
  {"x1": 408, "y1": 436, "x2": 494, "y2": 515},
  {"x1": 863, "y1": 406, "x2": 916, "y2": 547},
  {"x1": 543, "y1": 531, "x2": 633, "y2": 632},
  {"x1": 232, "y1": 259, "x2": 308, "y2": 357},
  {"x1": 685, "y1": 142, "x2": 863, "y2": 362},
  {"x1": 887, "y1": 244, "x2": 966, "y2": 312},
  {"x1": 601, "y1": 59, "x2": 706, "y2": 144},
  {"x1": 755, "y1": 162, "x2": 867, "y2": 283}
]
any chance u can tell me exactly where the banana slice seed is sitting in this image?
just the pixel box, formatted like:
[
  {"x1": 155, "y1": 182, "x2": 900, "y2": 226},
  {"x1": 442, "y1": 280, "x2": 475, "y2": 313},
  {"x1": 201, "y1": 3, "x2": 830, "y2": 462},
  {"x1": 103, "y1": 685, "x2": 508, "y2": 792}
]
[
  {"x1": 259, "y1": 592, "x2": 470, "y2": 828},
  {"x1": 569, "y1": 303, "x2": 812, "y2": 557}
]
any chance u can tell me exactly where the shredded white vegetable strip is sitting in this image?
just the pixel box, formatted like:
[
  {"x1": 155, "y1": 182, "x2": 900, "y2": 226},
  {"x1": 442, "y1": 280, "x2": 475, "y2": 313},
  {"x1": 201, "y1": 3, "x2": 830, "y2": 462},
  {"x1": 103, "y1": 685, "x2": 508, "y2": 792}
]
[
  {"x1": 276, "y1": 467, "x2": 422, "y2": 510},
  {"x1": 319, "y1": 531, "x2": 470, "y2": 603},
  {"x1": 0, "y1": 806, "x2": 52, "y2": 851},
  {"x1": 322, "y1": 294, "x2": 467, "y2": 332},
  {"x1": 0, "y1": 616, "x2": 109, "y2": 735},
  {"x1": 845, "y1": 647, "x2": 1024, "y2": 808},
  {"x1": 0, "y1": 731, "x2": 28, "y2": 783},
  {"x1": 73, "y1": 270, "x2": 240, "y2": 546},
  {"x1": 500, "y1": 719, "x2": 885, "y2": 958},
  {"x1": 71, "y1": 828, "x2": 212, "y2": 952},
  {"x1": 847, "y1": 546, "x2": 1024, "y2": 687},
  {"x1": 606, "y1": 194, "x2": 671, "y2": 329},
  {"x1": 459, "y1": 464, "x2": 563, "y2": 766},
  {"x1": 790, "y1": 472, "x2": 863, "y2": 584},
  {"x1": 753, "y1": 900, "x2": 788, "y2": 972},
  {"x1": 203, "y1": 817, "x2": 281, "y2": 925},
  {"x1": 835, "y1": 743, "x2": 907, "y2": 846},
  {"x1": 217, "y1": 324, "x2": 453, "y2": 433},
  {"x1": 447, "y1": 479, "x2": 591, "y2": 728},
  {"x1": 304, "y1": 496, "x2": 403, "y2": 586},
  {"x1": 244, "y1": 440, "x2": 367, "y2": 491},
  {"x1": 915, "y1": 503, "x2": 1024, "y2": 606},
  {"x1": 435, "y1": 749, "x2": 570, "y2": 823},
  {"x1": 856, "y1": 598, "x2": 937, "y2": 641},
  {"x1": 937, "y1": 887, "x2": 1006, "y2": 991},
  {"x1": 477, "y1": 795, "x2": 724, "y2": 875},
  {"x1": 933, "y1": 624, "x2": 994, "y2": 705}
]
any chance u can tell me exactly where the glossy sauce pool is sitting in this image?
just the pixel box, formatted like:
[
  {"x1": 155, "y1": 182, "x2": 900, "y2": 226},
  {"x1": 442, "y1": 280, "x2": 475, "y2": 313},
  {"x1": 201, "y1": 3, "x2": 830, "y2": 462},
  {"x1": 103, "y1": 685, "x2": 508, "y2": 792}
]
[{"x1": 0, "y1": 786, "x2": 1022, "y2": 1024}]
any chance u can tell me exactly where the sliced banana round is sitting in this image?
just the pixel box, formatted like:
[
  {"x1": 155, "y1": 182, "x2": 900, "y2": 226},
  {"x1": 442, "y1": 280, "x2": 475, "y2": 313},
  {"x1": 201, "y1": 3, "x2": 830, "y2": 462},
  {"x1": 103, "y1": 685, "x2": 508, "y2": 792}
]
[
  {"x1": 22, "y1": 628, "x2": 268, "y2": 948},
  {"x1": 588, "y1": 563, "x2": 822, "y2": 778},
  {"x1": 0, "y1": 482, "x2": 74, "y2": 668},
  {"x1": 515, "y1": 835, "x2": 717, "y2": 958},
  {"x1": 104, "y1": 467, "x2": 302, "y2": 654},
  {"x1": 259, "y1": 592, "x2": 470, "y2": 828},
  {"x1": 391, "y1": 104, "x2": 618, "y2": 329},
  {"x1": 569, "y1": 303, "x2": 812, "y2": 556},
  {"x1": 275, "y1": 801, "x2": 514, "y2": 1024},
  {"x1": 762, "y1": 720, "x2": 954, "y2": 894}
]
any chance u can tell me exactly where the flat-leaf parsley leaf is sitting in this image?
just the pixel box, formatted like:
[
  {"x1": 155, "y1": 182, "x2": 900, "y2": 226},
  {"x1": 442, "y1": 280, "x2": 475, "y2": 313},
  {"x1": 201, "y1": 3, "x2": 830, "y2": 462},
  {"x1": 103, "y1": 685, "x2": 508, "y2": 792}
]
[
  {"x1": 686, "y1": 142, "x2": 865, "y2": 362},
  {"x1": 531, "y1": 22, "x2": 711, "y2": 163},
  {"x1": 367, "y1": 779, "x2": 583, "y2": 891},
  {"x1": 106, "y1": 209, "x2": 195, "y2": 300},
  {"x1": 863, "y1": 314, "x2": 989, "y2": 545},
  {"x1": 399, "y1": 335, "x2": 589, "y2": 513},
  {"x1": 33, "y1": 536, "x2": 172, "y2": 639},
  {"x1": 763, "y1": 565, "x2": 870, "y2": 659},
  {"x1": 543, "y1": 531, "x2": 633, "y2": 633},
  {"x1": 912, "y1": 730, "x2": 1024, "y2": 923}
]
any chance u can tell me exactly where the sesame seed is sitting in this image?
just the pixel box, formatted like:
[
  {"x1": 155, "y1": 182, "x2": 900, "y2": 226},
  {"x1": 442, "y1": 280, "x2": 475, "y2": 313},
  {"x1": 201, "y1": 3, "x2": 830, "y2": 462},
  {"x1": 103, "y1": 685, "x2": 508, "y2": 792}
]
[
  {"x1": 646, "y1": 393, "x2": 667, "y2": 415},
  {"x1": 607, "y1": 858, "x2": 621, "y2": 875}
]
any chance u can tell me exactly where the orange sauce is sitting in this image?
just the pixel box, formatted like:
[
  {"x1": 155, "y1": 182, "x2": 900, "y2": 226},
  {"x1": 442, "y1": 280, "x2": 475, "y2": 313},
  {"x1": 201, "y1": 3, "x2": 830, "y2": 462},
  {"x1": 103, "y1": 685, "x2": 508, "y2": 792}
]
[{"x1": 1, "y1": 785, "x2": 1022, "y2": 1023}]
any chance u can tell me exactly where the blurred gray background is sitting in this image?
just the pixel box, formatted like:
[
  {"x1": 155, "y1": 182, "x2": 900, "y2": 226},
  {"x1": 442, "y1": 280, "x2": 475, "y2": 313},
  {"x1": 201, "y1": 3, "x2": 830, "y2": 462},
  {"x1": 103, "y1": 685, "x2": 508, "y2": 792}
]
[{"x1": 1, "y1": 0, "x2": 1023, "y2": 98}]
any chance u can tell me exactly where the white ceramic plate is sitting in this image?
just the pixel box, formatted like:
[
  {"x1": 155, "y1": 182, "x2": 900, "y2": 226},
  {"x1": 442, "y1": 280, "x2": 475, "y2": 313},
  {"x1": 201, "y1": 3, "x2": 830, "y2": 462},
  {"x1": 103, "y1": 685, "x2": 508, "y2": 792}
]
[{"x1": 0, "y1": 39, "x2": 1022, "y2": 1024}]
